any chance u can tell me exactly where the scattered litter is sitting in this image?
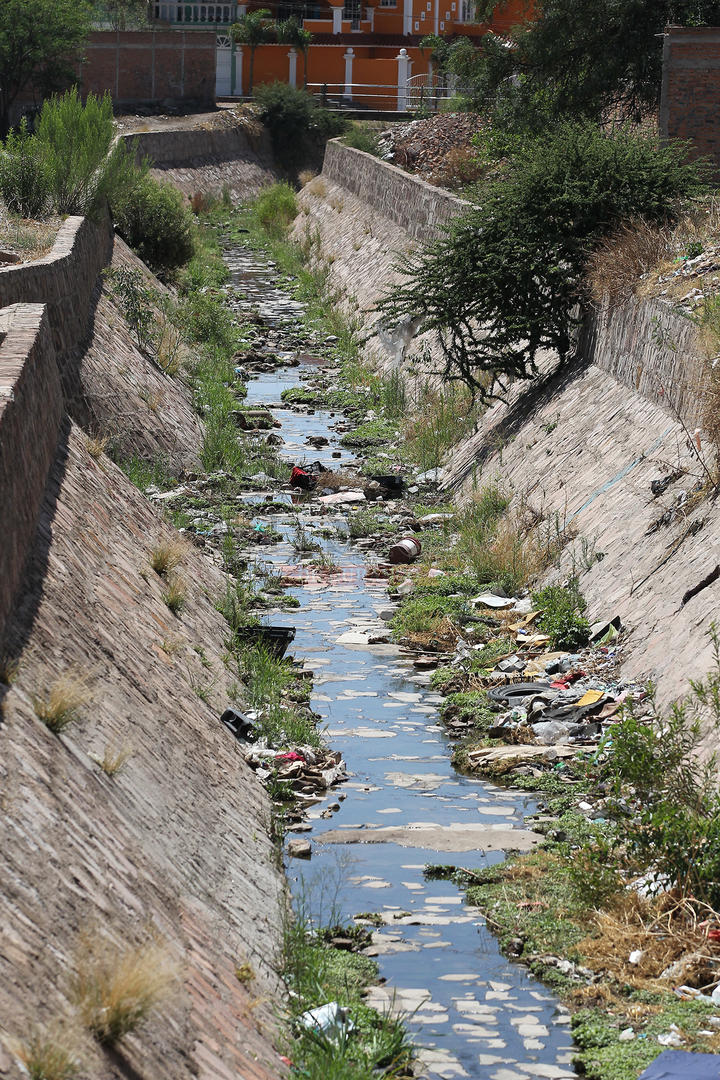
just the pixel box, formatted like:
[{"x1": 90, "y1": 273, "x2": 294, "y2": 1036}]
[
  {"x1": 319, "y1": 490, "x2": 367, "y2": 506},
  {"x1": 220, "y1": 708, "x2": 256, "y2": 742},
  {"x1": 639, "y1": 1050, "x2": 720, "y2": 1078}
]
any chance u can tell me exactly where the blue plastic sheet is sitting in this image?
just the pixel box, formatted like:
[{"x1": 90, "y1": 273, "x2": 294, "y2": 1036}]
[{"x1": 638, "y1": 1050, "x2": 720, "y2": 1078}]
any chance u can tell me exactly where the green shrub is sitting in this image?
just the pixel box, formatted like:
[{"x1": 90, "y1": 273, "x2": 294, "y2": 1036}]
[
  {"x1": 34, "y1": 88, "x2": 139, "y2": 216},
  {"x1": 531, "y1": 581, "x2": 589, "y2": 650},
  {"x1": 0, "y1": 119, "x2": 51, "y2": 217},
  {"x1": 382, "y1": 121, "x2": 707, "y2": 395},
  {"x1": 114, "y1": 175, "x2": 195, "y2": 275},
  {"x1": 104, "y1": 266, "x2": 157, "y2": 352},
  {"x1": 254, "y1": 81, "x2": 347, "y2": 166},
  {"x1": 254, "y1": 181, "x2": 298, "y2": 239},
  {"x1": 343, "y1": 124, "x2": 381, "y2": 157}
]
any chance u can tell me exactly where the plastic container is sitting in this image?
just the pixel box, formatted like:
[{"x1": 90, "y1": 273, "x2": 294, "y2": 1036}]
[
  {"x1": 234, "y1": 625, "x2": 296, "y2": 659},
  {"x1": 388, "y1": 536, "x2": 422, "y2": 564}
]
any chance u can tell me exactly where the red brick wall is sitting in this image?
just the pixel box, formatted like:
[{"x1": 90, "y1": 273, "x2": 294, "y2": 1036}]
[
  {"x1": 12, "y1": 30, "x2": 216, "y2": 121},
  {"x1": 84, "y1": 30, "x2": 216, "y2": 107},
  {"x1": 661, "y1": 26, "x2": 720, "y2": 173}
]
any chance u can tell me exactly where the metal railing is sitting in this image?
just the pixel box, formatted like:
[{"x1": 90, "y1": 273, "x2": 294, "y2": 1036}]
[
  {"x1": 153, "y1": 2, "x2": 236, "y2": 23},
  {"x1": 406, "y1": 72, "x2": 457, "y2": 113},
  {"x1": 307, "y1": 81, "x2": 406, "y2": 109}
]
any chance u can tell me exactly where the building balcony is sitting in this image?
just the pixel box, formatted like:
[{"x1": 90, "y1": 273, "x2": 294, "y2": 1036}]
[{"x1": 153, "y1": 2, "x2": 238, "y2": 25}]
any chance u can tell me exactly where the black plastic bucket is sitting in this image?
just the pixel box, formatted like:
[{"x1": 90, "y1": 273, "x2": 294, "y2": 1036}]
[{"x1": 235, "y1": 625, "x2": 296, "y2": 659}]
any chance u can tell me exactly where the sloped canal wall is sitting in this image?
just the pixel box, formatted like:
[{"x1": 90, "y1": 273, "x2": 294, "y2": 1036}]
[
  {"x1": 294, "y1": 140, "x2": 720, "y2": 708},
  {"x1": 0, "y1": 215, "x2": 286, "y2": 1078}
]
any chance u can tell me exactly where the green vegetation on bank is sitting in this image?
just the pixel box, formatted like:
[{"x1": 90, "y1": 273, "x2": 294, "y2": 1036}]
[
  {"x1": 380, "y1": 121, "x2": 708, "y2": 397},
  {"x1": 283, "y1": 909, "x2": 414, "y2": 1080}
]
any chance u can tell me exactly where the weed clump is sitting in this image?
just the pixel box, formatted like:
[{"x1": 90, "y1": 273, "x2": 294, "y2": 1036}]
[
  {"x1": 32, "y1": 670, "x2": 92, "y2": 733},
  {"x1": 161, "y1": 575, "x2": 187, "y2": 615},
  {"x1": 532, "y1": 581, "x2": 590, "y2": 650},
  {"x1": 150, "y1": 540, "x2": 187, "y2": 578},
  {"x1": 254, "y1": 181, "x2": 298, "y2": 239},
  {"x1": 17, "y1": 1031, "x2": 78, "y2": 1080},
  {"x1": 72, "y1": 941, "x2": 177, "y2": 1045}
]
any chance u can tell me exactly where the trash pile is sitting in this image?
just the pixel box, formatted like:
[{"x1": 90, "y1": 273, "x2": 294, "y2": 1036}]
[
  {"x1": 245, "y1": 744, "x2": 347, "y2": 806},
  {"x1": 651, "y1": 242, "x2": 720, "y2": 316},
  {"x1": 417, "y1": 598, "x2": 644, "y2": 773},
  {"x1": 376, "y1": 112, "x2": 484, "y2": 180}
]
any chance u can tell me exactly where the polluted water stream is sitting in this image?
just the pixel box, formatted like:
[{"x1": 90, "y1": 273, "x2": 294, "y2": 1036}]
[{"x1": 226, "y1": 245, "x2": 577, "y2": 1080}]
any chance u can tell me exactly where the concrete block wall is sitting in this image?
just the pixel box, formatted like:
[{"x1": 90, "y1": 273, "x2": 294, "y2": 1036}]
[
  {"x1": 0, "y1": 305, "x2": 63, "y2": 641},
  {"x1": 661, "y1": 26, "x2": 720, "y2": 175}
]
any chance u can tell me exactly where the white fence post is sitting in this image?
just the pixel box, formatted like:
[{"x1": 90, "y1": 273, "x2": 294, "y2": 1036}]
[
  {"x1": 288, "y1": 48, "x2": 298, "y2": 88},
  {"x1": 235, "y1": 45, "x2": 243, "y2": 96},
  {"x1": 343, "y1": 47, "x2": 355, "y2": 100},
  {"x1": 396, "y1": 48, "x2": 411, "y2": 111}
]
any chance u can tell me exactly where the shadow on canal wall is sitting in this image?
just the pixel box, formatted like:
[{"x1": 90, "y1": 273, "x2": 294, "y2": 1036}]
[
  {"x1": 295, "y1": 138, "x2": 720, "y2": 710},
  {"x1": 0, "y1": 193, "x2": 286, "y2": 1076}
]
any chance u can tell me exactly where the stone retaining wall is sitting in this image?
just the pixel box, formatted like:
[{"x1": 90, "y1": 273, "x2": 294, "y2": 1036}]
[
  {"x1": 581, "y1": 295, "x2": 709, "y2": 432},
  {"x1": 0, "y1": 305, "x2": 63, "y2": 642},
  {"x1": 0, "y1": 214, "x2": 113, "y2": 381},
  {"x1": 304, "y1": 141, "x2": 710, "y2": 430},
  {"x1": 123, "y1": 116, "x2": 278, "y2": 197},
  {"x1": 322, "y1": 138, "x2": 470, "y2": 241}
]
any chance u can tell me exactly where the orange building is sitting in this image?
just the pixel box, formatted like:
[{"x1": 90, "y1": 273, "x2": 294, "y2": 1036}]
[{"x1": 152, "y1": 1, "x2": 531, "y2": 108}]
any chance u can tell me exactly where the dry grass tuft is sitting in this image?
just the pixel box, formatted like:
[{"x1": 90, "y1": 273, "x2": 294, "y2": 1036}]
[
  {"x1": 161, "y1": 575, "x2": 187, "y2": 615},
  {"x1": 85, "y1": 433, "x2": 109, "y2": 459},
  {"x1": 72, "y1": 940, "x2": 178, "y2": 1045},
  {"x1": 93, "y1": 743, "x2": 133, "y2": 777},
  {"x1": 587, "y1": 218, "x2": 671, "y2": 306},
  {"x1": 32, "y1": 670, "x2": 92, "y2": 734},
  {"x1": 579, "y1": 892, "x2": 720, "y2": 992},
  {"x1": 305, "y1": 175, "x2": 326, "y2": 198},
  {"x1": 150, "y1": 539, "x2": 188, "y2": 577},
  {"x1": 17, "y1": 1028, "x2": 79, "y2": 1080},
  {"x1": 298, "y1": 169, "x2": 317, "y2": 187}
]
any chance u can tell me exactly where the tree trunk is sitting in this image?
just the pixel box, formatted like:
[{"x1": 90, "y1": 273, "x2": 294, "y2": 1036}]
[
  {"x1": 303, "y1": 48, "x2": 308, "y2": 89},
  {"x1": 249, "y1": 47, "x2": 256, "y2": 94}
]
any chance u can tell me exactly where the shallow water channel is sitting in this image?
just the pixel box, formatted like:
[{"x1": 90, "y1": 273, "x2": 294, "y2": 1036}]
[{"x1": 227, "y1": 247, "x2": 577, "y2": 1080}]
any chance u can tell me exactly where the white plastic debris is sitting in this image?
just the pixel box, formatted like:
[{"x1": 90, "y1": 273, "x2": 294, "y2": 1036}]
[
  {"x1": 396, "y1": 579, "x2": 414, "y2": 597},
  {"x1": 299, "y1": 1002, "x2": 354, "y2": 1038},
  {"x1": 618, "y1": 1028, "x2": 635, "y2": 1042},
  {"x1": 628, "y1": 950, "x2": 644, "y2": 965},
  {"x1": 471, "y1": 592, "x2": 514, "y2": 609}
]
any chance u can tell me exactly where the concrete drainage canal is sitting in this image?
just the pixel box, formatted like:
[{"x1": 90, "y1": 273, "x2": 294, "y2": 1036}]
[{"x1": 221, "y1": 245, "x2": 577, "y2": 1080}]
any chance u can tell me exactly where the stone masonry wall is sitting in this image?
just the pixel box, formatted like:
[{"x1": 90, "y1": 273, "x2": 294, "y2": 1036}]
[
  {"x1": 661, "y1": 26, "x2": 720, "y2": 176},
  {"x1": 580, "y1": 294, "x2": 709, "y2": 431},
  {"x1": 0, "y1": 214, "x2": 114, "y2": 385},
  {"x1": 322, "y1": 138, "x2": 471, "y2": 241},
  {"x1": 122, "y1": 113, "x2": 278, "y2": 198},
  {"x1": 0, "y1": 305, "x2": 63, "y2": 643},
  {"x1": 300, "y1": 141, "x2": 711, "y2": 431}
]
